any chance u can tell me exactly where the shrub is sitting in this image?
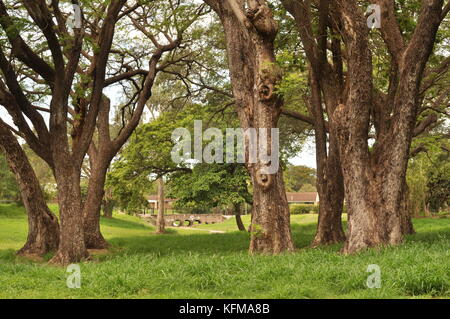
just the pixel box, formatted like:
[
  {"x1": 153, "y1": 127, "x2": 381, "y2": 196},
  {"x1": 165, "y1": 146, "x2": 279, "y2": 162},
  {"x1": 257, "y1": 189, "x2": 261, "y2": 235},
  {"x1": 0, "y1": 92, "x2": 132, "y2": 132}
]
[{"x1": 290, "y1": 204, "x2": 318, "y2": 214}]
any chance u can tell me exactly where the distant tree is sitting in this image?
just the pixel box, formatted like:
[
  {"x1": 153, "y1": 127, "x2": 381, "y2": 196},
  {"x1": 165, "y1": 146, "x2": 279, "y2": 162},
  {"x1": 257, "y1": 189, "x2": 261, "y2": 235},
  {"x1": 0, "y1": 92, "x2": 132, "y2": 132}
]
[
  {"x1": 168, "y1": 163, "x2": 252, "y2": 231},
  {"x1": 283, "y1": 165, "x2": 316, "y2": 192},
  {"x1": 299, "y1": 184, "x2": 317, "y2": 193}
]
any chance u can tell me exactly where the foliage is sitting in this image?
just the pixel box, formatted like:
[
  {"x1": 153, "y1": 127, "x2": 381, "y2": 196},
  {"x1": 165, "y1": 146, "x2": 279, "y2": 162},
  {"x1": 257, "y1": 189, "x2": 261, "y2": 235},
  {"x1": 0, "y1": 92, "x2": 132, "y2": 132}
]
[
  {"x1": 290, "y1": 204, "x2": 318, "y2": 215},
  {"x1": 168, "y1": 163, "x2": 251, "y2": 213},
  {"x1": 283, "y1": 165, "x2": 317, "y2": 192},
  {"x1": 407, "y1": 130, "x2": 450, "y2": 215},
  {"x1": 0, "y1": 151, "x2": 19, "y2": 202}
]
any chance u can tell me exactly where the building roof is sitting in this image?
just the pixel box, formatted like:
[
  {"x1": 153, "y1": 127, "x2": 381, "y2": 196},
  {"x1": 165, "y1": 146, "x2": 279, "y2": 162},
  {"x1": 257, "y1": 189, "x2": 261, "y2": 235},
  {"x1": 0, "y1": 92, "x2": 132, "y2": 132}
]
[{"x1": 286, "y1": 192, "x2": 319, "y2": 203}]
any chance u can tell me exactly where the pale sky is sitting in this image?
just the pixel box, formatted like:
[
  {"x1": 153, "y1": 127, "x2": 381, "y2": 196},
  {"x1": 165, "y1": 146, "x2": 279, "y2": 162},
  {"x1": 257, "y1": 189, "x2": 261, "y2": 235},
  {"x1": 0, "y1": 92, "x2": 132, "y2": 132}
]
[{"x1": 290, "y1": 141, "x2": 317, "y2": 169}]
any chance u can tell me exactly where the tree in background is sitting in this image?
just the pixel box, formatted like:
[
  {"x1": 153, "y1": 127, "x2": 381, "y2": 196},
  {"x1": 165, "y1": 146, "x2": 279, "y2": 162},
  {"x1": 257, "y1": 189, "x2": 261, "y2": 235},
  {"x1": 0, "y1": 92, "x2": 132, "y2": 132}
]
[
  {"x1": 278, "y1": 0, "x2": 347, "y2": 246},
  {"x1": 79, "y1": 0, "x2": 204, "y2": 249},
  {"x1": 168, "y1": 163, "x2": 252, "y2": 232},
  {"x1": 283, "y1": 165, "x2": 317, "y2": 193}
]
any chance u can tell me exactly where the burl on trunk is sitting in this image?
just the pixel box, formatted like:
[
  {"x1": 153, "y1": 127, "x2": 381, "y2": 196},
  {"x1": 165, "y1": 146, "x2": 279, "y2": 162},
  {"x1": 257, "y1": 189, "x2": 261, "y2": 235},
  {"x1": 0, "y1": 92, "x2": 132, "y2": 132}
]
[{"x1": 205, "y1": 0, "x2": 294, "y2": 254}]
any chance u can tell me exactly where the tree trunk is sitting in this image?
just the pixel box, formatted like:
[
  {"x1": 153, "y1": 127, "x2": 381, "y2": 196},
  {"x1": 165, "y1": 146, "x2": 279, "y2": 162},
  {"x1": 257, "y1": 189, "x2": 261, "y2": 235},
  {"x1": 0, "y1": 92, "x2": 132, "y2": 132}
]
[
  {"x1": 82, "y1": 159, "x2": 109, "y2": 249},
  {"x1": 234, "y1": 203, "x2": 246, "y2": 232},
  {"x1": 400, "y1": 181, "x2": 415, "y2": 235},
  {"x1": 49, "y1": 161, "x2": 89, "y2": 265},
  {"x1": 156, "y1": 178, "x2": 166, "y2": 234},
  {"x1": 312, "y1": 148, "x2": 346, "y2": 246},
  {"x1": 249, "y1": 171, "x2": 295, "y2": 253},
  {"x1": 207, "y1": 0, "x2": 295, "y2": 254},
  {"x1": 0, "y1": 122, "x2": 59, "y2": 257},
  {"x1": 308, "y1": 72, "x2": 346, "y2": 247},
  {"x1": 102, "y1": 188, "x2": 114, "y2": 218}
]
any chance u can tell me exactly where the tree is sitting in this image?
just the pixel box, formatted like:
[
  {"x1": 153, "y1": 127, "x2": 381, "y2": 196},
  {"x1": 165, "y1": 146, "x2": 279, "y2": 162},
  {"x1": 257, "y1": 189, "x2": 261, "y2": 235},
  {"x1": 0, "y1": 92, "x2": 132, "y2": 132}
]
[
  {"x1": 0, "y1": 0, "x2": 126, "y2": 264},
  {"x1": 280, "y1": 0, "x2": 449, "y2": 248},
  {"x1": 283, "y1": 165, "x2": 316, "y2": 192},
  {"x1": 81, "y1": 1, "x2": 208, "y2": 248},
  {"x1": 107, "y1": 104, "x2": 200, "y2": 215},
  {"x1": 204, "y1": 0, "x2": 295, "y2": 254},
  {"x1": 156, "y1": 178, "x2": 166, "y2": 234},
  {"x1": 279, "y1": 0, "x2": 347, "y2": 246},
  {"x1": 329, "y1": 0, "x2": 447, "y2": 253},
  {"x1": 168, "y1": 163, "x2": 252, "y2": 231},
  {"x1": 0, "y1": 120, "x2": 59, "y2": 256}
]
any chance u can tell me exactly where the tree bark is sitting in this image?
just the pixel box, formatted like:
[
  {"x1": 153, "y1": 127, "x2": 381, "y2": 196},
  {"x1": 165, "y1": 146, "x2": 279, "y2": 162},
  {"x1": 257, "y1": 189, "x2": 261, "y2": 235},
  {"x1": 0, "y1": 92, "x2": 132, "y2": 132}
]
[
  {"x1": 331, "y1": 0, "x2": 443, "y2": 254},
  {"x1": 312, "y1": 141, "x2": 346, "y2": 246},
  {"x1": 280, "y1": 0, "x2": 346, "y2": 246},
  {"x1": 83, "y1": 157, "x2": 109, "y2": 249},
  {"x1": 206, "y1": 0, "x2": 295, "y2": 254},
  {"x1": 400, "y1": 181, "x2": 415, "y2": 235},
  {"x1": 156, "y1": 178, "x2": 166, "y2": 234},
  {"x1": 309, "y1": 72, "x2": 346, "y2": 247},
  {"x1": 102, "y1": 188, "x2": 114, "y2": 218},
  {"x1": 234, "y1": 203, "x2": 246, "y2": 232},
  {"x1": 49, "y1": 161, "x2": 89, "y2": 265},
  {"x1": 0, "y1": 121, "x2": 59, "y2": 257}
]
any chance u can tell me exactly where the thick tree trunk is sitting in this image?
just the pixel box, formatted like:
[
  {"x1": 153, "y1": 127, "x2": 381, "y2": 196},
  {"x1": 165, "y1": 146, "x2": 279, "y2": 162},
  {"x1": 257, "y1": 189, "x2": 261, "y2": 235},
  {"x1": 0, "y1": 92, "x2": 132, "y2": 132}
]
[
  {"x1": 249, "y1": 172, "x2": 294, "y2": 253},
  {"x1": 0, "y1": 122, "x2": 59, "y2": 257},
  {"x1": 49, "y1": 162, "x2": 89, "y2": 265},
  {"x1": 83, "y1": 159, "x2": 109, "y2": 249},
  {"x1": 156, "y1": 178, "x2": 166, "y2": 234},
  {"x1": 333, "y1": 0, "x2": 443, "y2": 255},
  {"x1": 308, "y1": 72, "x2": 346, "y2": 247},
  {"x1": 207, "y1": 0, "x2": 295, "y2": 254},
  {"x1": 312, "y1": 146, "x2": 346, "y2": 246}
]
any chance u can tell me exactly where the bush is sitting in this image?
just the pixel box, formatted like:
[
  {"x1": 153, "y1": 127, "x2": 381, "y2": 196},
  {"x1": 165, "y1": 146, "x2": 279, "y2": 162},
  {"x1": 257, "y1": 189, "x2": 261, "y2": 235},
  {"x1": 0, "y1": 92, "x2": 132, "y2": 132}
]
[{"x1": 290, "y1": 204, "x2": 319, "y2": 214}]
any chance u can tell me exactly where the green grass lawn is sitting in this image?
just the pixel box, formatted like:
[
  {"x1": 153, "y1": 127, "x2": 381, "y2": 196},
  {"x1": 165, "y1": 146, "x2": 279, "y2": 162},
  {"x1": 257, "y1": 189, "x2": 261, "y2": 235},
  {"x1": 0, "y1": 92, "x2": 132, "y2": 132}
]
[{"x1": 0, "y1": 204, "x2": 449, "y2": 299}]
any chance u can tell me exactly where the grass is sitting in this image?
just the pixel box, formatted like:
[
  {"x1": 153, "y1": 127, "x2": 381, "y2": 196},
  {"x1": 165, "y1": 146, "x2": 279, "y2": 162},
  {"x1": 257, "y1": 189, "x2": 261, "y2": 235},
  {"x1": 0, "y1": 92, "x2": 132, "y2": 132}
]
[{"x1": 0, "y1": 204, "x2": 449, "y2": 299}]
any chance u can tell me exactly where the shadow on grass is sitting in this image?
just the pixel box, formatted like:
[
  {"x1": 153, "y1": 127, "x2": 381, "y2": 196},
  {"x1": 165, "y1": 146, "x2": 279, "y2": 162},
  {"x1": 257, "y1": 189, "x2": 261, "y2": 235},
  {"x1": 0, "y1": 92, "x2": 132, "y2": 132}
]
[
  {"x1": 105, "y1": 222, "x2": 334, "y2": 258},
  {"x1": 100, "y1": 216, "x2": 152, "y2": 230}
]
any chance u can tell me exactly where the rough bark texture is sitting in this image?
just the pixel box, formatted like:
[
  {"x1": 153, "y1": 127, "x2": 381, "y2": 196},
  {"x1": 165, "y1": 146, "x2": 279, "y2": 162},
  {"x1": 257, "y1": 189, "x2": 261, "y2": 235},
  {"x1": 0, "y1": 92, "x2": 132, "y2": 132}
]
[
  {"x1": 83, "y1": 155, "x2": 109, "y2": 249},
  {"x1": 50, "y1": 163, "x2": 89, "y2": 264},
  {"x1": 156, "y1": 178, "x2": 166, "y2": 234},
  {"x1": 0, "y1": 0, "x2": 127, "y2": 265},
  {"x1": 309, "y1": 74, "x2": 346, "y2": 247},
  {"x1": 205, "y1": 0, "x2": 294, "y2": 254},
  {"x1": 82, "y1": 33, "x2": 180, "y2": 247},
  {"x1": 312, "y1": 140, "x2": 346, "y2": 246},
  {"x1": 281, "y1": 0, "x2": 346, "y2": 246},
  {"x1": 332, "y1": 0, "x2": 443, "y2": 254},
  {"x1": 0, "y1": 121, "x2": 59, "y2": 257}
]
